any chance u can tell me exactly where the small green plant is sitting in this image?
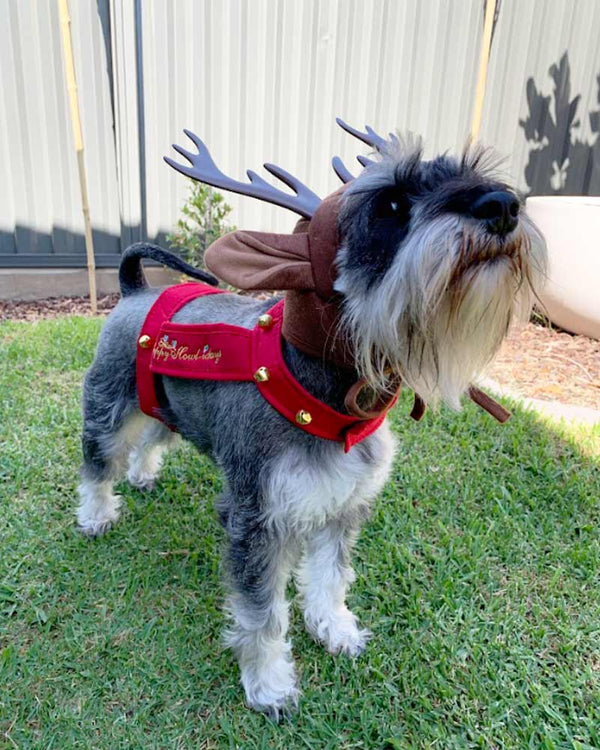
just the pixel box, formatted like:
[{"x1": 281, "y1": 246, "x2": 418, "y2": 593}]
[{"x1": 167, "y1": 180, "x2": 235, "y2": 267}]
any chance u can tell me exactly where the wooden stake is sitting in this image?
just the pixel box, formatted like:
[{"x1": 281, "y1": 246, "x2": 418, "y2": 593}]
[
  {"x1": 58, "y1": 0, "x2": 97, "y2": 313},
  {"x1": 470, "y1": 0, "x2": 497, "y2": 142}
]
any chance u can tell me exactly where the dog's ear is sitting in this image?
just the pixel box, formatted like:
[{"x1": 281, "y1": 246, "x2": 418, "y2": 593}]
[{"x1": 204, "y1": 230, "x2": 314, "y2": 291}]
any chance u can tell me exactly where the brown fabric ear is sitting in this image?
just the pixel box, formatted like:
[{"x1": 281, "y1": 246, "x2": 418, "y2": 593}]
[{"x1": 204, "y1": 230, "x2": 315, "y2": 291}]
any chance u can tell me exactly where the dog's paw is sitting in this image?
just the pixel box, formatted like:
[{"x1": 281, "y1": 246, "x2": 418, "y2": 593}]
[
  {"x1": 306, "y1": 607, "x2": 372, "y2": 657},
  {"x1": 77, "y1": 494, "x2": 121, "y2": 538},
  {"x1": 246, "y1": 683, "x2": 299, "y2": 723},
  {"x1": 241, "y1": 656, "x2": 299, "y2": 722},
  {"x1": 126, "y1": 467, "x2": 157, "y2": 491},
  {"x1": 327, "y1": 623, "x2": 372, "y2": 657}
]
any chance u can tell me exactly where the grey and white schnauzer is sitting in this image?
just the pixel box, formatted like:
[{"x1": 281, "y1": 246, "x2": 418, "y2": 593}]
[{"x1": 77, "y1": 120, "x2": 547, "y2": 719}]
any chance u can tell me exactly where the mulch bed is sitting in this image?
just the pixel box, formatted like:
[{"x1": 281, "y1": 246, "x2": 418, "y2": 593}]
[
  {"x1": 0, "y1": 294, "x2": 120, "y2": 322},
  {"x1": 487, "y1": 322, "x2": 600, "y2": 411},
  {"x1": 2, "y1": 295, "x2": 599, "y2": 411}
]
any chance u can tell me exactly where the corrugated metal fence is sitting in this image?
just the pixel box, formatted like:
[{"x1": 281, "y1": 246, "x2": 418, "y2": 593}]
[{"x1": 1, "y1": 0, "x2": 599, "y2": 268}]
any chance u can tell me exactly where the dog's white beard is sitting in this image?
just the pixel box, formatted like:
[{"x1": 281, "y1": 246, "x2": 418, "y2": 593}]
[{"x1": 337, "y1": 213, "x2": 547, "y2": 409}]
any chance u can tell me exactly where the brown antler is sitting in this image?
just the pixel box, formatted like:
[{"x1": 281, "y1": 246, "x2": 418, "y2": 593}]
[{"x1": 165, "y1": 129, "x2": 321, "y2": 219}]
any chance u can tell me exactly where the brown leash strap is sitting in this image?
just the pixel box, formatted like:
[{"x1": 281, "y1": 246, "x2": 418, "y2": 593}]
[
  {"x1": 409, "y1": 387, "x2": 510, "y2": 423},
  {"x1": 410, "y1": 394, "x2": 427, "y2": 421},
  {"x1": 345, "y1": 378, "x2": 510, "y2": 424},
  {"x1": 467, "y1": 385, "x2": 512, "y2": 423},
  {"x1": 344, "y1": 377, "x2": 402, "y2": 419}
]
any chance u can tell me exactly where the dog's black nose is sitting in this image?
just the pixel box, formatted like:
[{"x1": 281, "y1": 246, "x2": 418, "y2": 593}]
[{"x1": 470, "y1": 191, "x2": 520, "y2": 236}]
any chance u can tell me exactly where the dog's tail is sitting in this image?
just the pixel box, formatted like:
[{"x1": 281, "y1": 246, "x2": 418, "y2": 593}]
[{"x1": 119, "y1": 242, "x2": 219, "y2": 297}]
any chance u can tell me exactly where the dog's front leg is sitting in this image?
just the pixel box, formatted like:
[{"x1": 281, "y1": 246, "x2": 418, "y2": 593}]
[
  {"x1": 299, "y1": 519, "x2": 371, "y2": 657},
  {"x1": 222, "y1": 507, "x2": 299, "y2": 720}
]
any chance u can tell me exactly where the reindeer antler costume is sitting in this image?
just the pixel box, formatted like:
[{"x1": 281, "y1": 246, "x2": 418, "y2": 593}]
[{"x1": 135, "y1": 119, "x2": 508, "y2": 454}]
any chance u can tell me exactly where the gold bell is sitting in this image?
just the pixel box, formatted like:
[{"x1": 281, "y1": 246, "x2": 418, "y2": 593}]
[
  {"x1": 295, "y1": 410, "x2": 312, "y2": 425},
  {"x1": 257, "y1": 314, "x2": 273, "y2": 330},
  {"x1": 138, "y1": 334, "x2": 153, "y2": 349},
  {"x1": 253, "y1": 366, "x2": 270, "y2": 383}
]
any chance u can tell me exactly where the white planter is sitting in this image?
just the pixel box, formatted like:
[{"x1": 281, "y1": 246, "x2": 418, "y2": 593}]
[{"x1": 525, "y1": 196, "x2": 600, "y2": 340}]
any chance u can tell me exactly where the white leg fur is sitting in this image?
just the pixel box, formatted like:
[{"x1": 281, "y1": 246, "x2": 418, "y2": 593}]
[
  {"x1": 299, "y1": 523, "x2": 371, "y2": 656},
  {"x1": 264, "y1": 422, "x2": 395, "y2": 657},
  {"x1": 225, "y1": 546, "x2": 299, "y2": 720},
  {"x1": 127, "y1": 421, "x2": 179, "y2": 489},
  {"x1": 77, "y1": 477, "x2": 122, "y2": 537},
  {"x1": 77, "y1": 411, "x2": 150, "y2": 536},
  {"x1": 226, "y1": 595, "x2": 298, "y2": 719}
]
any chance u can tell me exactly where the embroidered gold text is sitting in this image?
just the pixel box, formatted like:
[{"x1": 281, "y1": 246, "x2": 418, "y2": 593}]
[{"x1": 153, "y1": 338, "x2": 222, "y2": 364}]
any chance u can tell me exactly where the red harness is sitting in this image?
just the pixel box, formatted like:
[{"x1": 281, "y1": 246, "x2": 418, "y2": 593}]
[{"x1": 136, "y1": 283, "x2": 396, "y2": 453}]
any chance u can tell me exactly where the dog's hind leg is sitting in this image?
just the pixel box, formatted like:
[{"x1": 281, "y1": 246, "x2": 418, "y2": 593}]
[
  {"x1": 299, "y1": 520, "x2": 371, "y2": 657},
  {"x1": 221, "y1": 500, "x2": 300, "y2": 721},
  {"x1": 127, "y1": 420, "x2": 180, "y2": 490},
  {"x1": 77, "y1": 408, "x2": 148, "y2": 537}
]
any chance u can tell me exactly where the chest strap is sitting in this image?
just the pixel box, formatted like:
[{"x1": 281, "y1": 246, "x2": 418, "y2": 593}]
[
  {"x1": 136, "y1": 283, "x2": 227, "y2": 421},
  {"x1": 136, "y1": 283, "x2": 396, "y2": 452}
]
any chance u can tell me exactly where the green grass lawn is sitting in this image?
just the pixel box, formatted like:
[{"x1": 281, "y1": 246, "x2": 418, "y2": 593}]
[{"x1": 1, "y1": 315, "x2": 600, "y2": 749}]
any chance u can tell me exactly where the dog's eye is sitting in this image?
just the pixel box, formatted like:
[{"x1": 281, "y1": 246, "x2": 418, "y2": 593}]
[{"x1": 375, "y1": 193, "x2": 411, "y2": 221}]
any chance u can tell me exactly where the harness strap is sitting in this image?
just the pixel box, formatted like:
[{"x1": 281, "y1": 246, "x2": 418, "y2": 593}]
[
  {"x1": 136, "y1": 285, "x2": 397, "y2": 452},
  {"x1": 136, "y1": 282, "x2": 226, "y2": 421},
  {"x1": 247, "y1": 301, "x2": 398, "y2": 451}
]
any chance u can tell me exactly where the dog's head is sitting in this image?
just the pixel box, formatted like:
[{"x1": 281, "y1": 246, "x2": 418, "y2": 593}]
[{"x1": 334, "y1": 138, "x2": 547, "y2": 408}]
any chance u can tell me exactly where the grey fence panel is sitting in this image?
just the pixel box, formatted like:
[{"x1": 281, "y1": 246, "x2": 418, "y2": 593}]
[
  {"x1": 1, "y1": 0, "x2": 599, "y2": 270},
  {"x1": 482, "y1": 0, "x2": 600, "y2": 196},
  {"x1": 0, "y1": 0, "x2": 122, "y2": 267}
]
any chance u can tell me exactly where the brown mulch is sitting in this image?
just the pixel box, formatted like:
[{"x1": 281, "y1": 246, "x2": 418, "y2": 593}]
[
  {"x1": 2, "y1": 295, "x2": 599, "y2": 411},
  {"x1": 0, "y1": 294, "x2": 120, "y2": 322},
  {"x1": 487, "y1": 322, "x2": 600, "y2": 411}
]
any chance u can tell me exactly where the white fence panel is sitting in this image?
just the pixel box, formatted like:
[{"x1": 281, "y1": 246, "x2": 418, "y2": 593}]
[
  {"x1": 0, "y1": 0, "x2": 121, "y2": 265},
  {"x1": 1, "y1": 0, "x2": 599, "y2": 269},
  {"x1": 482, "y1": 0, "x2": 600, "y2": 194},
  {"x1": 140, "y1": 0, "x2": 483, "y2": 237}
]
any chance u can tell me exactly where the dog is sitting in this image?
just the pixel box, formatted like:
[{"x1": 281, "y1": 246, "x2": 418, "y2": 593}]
[{"x1": 77, "y1": 120, "x2": 547, "y2": 719}]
